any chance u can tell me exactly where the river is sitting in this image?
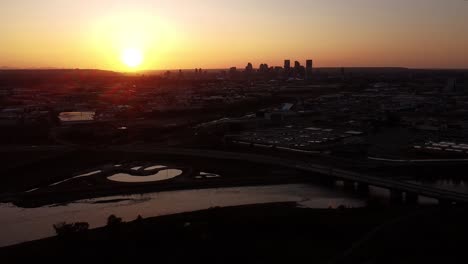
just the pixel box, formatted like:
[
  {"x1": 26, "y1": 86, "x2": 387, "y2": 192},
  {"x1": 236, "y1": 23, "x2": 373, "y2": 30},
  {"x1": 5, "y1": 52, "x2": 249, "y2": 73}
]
[{"x1": 0, "y1": 183, "x2": 365, "y2": 247}]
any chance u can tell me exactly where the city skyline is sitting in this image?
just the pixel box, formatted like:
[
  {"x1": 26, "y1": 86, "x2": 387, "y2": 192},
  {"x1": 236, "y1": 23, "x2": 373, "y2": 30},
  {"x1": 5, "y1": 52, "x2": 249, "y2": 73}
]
[{"x1": 1, "y1": 0, "x2": 468, "y2": 71}]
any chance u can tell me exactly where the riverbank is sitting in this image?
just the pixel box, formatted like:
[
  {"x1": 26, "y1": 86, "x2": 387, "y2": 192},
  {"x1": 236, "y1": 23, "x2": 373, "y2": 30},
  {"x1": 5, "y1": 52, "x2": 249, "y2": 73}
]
[
  {"x1": 0, "y1": 202, "x2": 400, "y2": 263},
  {"x1": 2, "y1": 202, "x2": 468, "y2": 263},
  {"x1": 0, "y1": 202, "x2": 445, "y2": 263},
  {"x1": 0, "y1": 184, "x2": 367, "y2": 247}
]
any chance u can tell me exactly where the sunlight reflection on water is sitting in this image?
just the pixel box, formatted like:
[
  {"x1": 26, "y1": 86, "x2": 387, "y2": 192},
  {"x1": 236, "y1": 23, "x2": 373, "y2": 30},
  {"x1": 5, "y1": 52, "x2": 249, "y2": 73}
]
[{"x1": 0, "y1": 184, "x2": 365, "y2": 247}]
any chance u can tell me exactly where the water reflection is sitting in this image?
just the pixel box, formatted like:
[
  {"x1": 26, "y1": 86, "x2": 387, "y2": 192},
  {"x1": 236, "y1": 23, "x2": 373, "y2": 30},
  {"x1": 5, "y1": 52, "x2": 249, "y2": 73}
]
[
  {"x1": 49, "y1": 170, "x2": 102, "y2": 187},
  {"x1": 107, "y1": 169, "x2": 183, "y2": 183},
  {"x1": 197, "y1": 172, "x2": 221, "y2": 179},
  {"x1": 0, "y1": 184, "x2": 365, "y2": 247},
  {"x1": 59, "y1": 112, "x2": 95, "y2": 122},
  {"x1": 144, "y1": 165, "x2": 167, "y2": 171}
]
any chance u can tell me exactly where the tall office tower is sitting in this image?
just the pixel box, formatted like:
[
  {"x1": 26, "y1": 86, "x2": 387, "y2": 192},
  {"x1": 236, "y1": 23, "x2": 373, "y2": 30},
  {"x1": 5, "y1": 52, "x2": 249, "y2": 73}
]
[
  {"x1": 259, "y1": 63, "x2": 269, "y2": 73},
  {"x1": 294, "y1": 61, "x2": 301, "y2": 69},
  {"x1": 245, "y1": 62, "x2": 253, "y2": 72},
  {"x1": 306, "y1": 60, "x2": 313, "y2": 80},
  {"x1": 284, "y1": 60, "x2": 291, "y2": 70}
]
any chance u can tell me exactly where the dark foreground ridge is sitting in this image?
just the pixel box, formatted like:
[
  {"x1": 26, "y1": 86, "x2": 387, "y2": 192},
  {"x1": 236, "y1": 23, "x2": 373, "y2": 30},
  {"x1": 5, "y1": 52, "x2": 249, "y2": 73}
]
[{"x1": 2, "y1": 203, "x2": 468, "y2": 264}]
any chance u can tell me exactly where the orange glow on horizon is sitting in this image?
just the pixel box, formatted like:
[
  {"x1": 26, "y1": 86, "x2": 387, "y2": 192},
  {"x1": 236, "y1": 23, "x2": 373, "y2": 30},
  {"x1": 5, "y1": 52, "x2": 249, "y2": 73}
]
[{"x1": 0, "y1": 1, "x2": 467, "y2": 70}]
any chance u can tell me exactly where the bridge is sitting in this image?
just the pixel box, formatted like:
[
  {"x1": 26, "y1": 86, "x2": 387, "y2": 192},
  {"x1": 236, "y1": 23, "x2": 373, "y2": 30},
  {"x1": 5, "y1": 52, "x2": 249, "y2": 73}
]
[{"x1": 112, "y1": 146, "x2": 468, "y2": 205}]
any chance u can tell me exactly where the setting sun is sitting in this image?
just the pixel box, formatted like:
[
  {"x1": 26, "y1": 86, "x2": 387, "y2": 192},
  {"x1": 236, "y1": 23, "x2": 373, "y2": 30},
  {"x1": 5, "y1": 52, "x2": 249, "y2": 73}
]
[{"x1": 122, "y1": 48, "x2": 143, "y2": 68}]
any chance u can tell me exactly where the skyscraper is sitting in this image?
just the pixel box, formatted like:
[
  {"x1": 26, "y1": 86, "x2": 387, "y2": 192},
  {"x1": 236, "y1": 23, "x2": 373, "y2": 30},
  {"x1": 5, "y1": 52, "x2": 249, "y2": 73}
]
[
  {"x1": 284, "y1": 60, "x2": 291, "y2": 70},
  {"x1": 245, "y1": 63, "x2": 253, "y2": 72},
  {"x1": 306, "y1": 60, "x2": 313, "y2": 80},
  {"x1": 294, "y1": 61, "x2": 301, "y2": 69},
  {"x1": 259, "y1": 63, "x2": 269, "y2": 73}
]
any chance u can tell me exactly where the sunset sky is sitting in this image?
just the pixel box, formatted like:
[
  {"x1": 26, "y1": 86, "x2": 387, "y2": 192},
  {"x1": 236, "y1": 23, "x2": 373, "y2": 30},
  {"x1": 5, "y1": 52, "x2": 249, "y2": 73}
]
[{"x1": 1, "y1": 0, "x2": 468, "y2": 71}]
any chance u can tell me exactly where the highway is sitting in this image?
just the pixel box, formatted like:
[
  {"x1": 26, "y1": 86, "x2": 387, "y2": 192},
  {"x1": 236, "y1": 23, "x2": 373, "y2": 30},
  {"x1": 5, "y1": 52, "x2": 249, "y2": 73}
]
[{"x1": 112, "y1": 146, "x2": 468, "y2": 204}]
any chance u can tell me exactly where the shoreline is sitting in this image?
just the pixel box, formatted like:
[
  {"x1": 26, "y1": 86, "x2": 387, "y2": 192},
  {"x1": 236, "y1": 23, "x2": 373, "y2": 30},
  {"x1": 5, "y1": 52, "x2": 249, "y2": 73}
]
[
  {"x1": 0, "y1": 202, "x2": 404, "y2": 261},
  {"x1": 2, "y1": 202, "x2": 467, "y2": 263}
]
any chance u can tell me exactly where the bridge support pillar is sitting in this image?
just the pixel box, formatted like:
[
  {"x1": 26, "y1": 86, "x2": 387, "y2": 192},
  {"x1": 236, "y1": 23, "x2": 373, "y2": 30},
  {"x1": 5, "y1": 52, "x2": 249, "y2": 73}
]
[
  {"x1": 344, "y1": 180, "x2": 355, "y2": 191},
  {"x1": 390, "y1": 190, "x2": 403, "y2": 204},
  {"x1": 405, "y1": 193, "x2": 418, "y2": 204},
  {"x1": 357, "y1": 183, "x2": 369, "y2": 194}
]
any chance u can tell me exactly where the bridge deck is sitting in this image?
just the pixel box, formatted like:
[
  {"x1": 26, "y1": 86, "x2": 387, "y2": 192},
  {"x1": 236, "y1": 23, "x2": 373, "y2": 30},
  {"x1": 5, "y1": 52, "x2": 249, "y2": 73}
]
[{"x1": 112, "y1": 147, "x2": 468, "y2": 204}]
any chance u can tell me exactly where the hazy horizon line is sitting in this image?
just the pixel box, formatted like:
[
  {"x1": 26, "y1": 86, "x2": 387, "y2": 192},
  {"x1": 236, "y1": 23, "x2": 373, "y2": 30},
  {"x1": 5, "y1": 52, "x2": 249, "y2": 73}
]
[{"x1": 2, "y1": 66, "x2": 468, "y2": 73}]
